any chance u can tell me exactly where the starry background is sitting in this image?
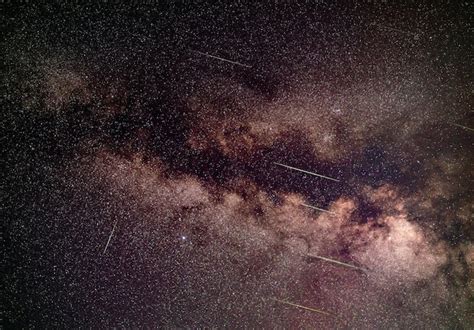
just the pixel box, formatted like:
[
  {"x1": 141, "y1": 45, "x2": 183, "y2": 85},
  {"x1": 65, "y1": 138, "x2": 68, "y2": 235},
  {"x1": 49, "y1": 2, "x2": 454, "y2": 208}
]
[{"x1": 2, "y1": 1, "x2": 473, "y2": 328}]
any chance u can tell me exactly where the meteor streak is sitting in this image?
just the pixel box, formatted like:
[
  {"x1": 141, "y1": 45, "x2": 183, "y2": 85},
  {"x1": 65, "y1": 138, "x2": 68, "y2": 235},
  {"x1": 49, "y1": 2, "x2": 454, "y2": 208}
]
[
  {"x1": 194, "y1": 50, "x2": 252, "y2": 68},
  {"x1": 271, "y1": 298, "x2": 332, "y2": 316},
  {"x1": 273, "y1": 162, "x2": 340, "y2": 182},
  {"x1": 103, "y1": 219, "x2": 118, "y2": 254},
  {"x1": 301, "y1": 203, "x2": 337, "y2": 215},
  {"x1": 371, "y1": 22, "x2": 419, "y2": 37},
  {"x1": 450, "y1": 122, "x2": 474, "y2": 132},
  {"x1": 306, "y1": 254, "x2": 368, "y2": 273}
]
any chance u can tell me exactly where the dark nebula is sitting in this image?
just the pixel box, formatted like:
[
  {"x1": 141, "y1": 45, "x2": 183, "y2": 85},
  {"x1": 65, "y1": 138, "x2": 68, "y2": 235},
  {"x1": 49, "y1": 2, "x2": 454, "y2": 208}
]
[{"x1": 3, "y1": 2, "x2": 473, "y2": 328}]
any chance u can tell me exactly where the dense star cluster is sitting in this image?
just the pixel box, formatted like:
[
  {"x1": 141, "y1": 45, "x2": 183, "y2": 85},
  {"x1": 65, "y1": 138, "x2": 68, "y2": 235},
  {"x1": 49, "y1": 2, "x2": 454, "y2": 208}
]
[{"x1": 3, "y1": 2, "x2": 473, "y2": 328}]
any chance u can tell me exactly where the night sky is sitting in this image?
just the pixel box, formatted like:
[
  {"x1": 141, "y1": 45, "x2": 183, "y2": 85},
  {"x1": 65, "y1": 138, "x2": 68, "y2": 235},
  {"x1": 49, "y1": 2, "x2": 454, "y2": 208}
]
[{"x1": 3, "y1": 2, "x2": 473, "y2": 328}]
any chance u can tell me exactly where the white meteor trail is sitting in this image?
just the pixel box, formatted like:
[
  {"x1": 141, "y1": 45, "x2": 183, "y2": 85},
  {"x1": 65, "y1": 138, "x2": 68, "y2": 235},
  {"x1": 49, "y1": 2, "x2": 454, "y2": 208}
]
[
  {"x1": 301, "y1": 203, "x2": 337, "y2": 215},
  {"x1": 307, "y1": 254, "x2": 367, "y2": 273},
  {"x1": 271, "y1": 298, "x2": 332, "y2": 316},
  {"x1": 103, "y1": 219, "x2": 118, "y2": 255},
  {"x1": 372, "y1": 22, "x2": 419, "y2": 37},
  {"x1": 450, "y1": 122, "x2": 474, "y2": 132},
  {"x1": 273, "y1": 162, "x2": 340, "y2": 182},
  {"x1": 194, "y1": 50, "x2": 252, "y2": 68}
]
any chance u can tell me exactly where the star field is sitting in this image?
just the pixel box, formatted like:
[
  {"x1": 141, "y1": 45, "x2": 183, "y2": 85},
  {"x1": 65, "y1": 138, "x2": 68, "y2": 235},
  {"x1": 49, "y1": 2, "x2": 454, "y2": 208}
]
[{"x1": 3, "y1": 2, "x2": 473, "y2": 328}]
